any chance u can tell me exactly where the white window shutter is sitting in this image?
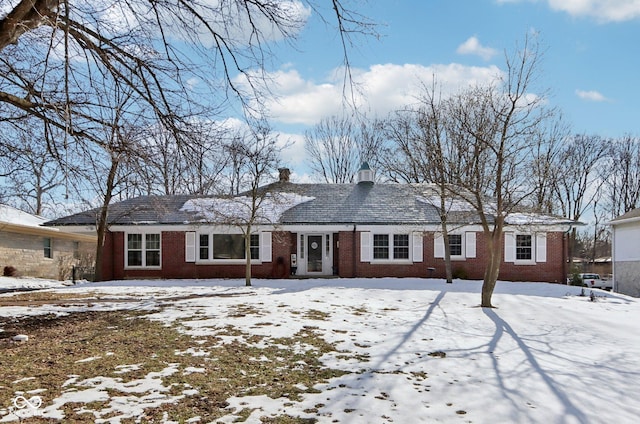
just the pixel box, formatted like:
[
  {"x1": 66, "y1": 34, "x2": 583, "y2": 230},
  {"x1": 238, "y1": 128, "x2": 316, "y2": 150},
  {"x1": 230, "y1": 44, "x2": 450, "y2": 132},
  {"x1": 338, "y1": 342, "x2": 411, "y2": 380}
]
[
  {"x1": 434, "y1": 234, "x2": 444, "y2": 258},
  {"x1": 261, "y1": 232, "x2": 272, "y2": 262},
  {"x1": 504, "y1": 232, "x2": 515, "y2": 263},
  {"x1": 536, "y1": 233, "x2": 547, "y2": 263},
  {"x1": 412, "y1": 232, "x2": 423, "y2": 262},
  {"x1": 185, "y1": 232, "x2": 196, "y2": 263},
  {"x1": 360, "y1": 232, "x2": 372, "y2": 262},
  {"x1": 465, "y1": 232, "x2": 476, "y2": 258}
]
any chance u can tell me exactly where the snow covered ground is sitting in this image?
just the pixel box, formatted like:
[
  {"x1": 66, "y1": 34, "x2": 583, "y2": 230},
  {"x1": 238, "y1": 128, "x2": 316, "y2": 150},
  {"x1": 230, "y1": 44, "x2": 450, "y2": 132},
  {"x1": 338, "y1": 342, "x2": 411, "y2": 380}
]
[{"x1": 1, "y1": 275, "x2": 639, "y2": 423}]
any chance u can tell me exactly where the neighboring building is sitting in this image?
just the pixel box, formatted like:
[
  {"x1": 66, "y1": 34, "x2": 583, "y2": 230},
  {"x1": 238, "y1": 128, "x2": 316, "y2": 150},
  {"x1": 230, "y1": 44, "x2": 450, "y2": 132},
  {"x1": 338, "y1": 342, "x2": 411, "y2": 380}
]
[
  {"x1": 0, "y1": 204, "x2": 96, "y2": 280},
  {"x1": 610, "y1": 208, "x2": 640, "y2": 297},
  {"x1": 45, "y1": 168, "x2": 575, "y2": 283}
]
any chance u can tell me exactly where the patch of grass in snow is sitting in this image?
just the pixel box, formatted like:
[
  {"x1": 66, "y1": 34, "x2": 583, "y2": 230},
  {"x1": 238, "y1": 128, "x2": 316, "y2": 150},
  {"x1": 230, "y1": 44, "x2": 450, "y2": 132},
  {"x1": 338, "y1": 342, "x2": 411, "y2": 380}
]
[
  {"x1": 1, "y1": 310, "x2": 350, "y2": 423},
  {"x1": 0, "y1": 290, "x2": 99, "y2": 303},
  {"x1": 302, "y1": 309, "x2": 330, "y2": 321},
  {"x1": 227, "y1": 303, "x2": 266, "y2": 318}
]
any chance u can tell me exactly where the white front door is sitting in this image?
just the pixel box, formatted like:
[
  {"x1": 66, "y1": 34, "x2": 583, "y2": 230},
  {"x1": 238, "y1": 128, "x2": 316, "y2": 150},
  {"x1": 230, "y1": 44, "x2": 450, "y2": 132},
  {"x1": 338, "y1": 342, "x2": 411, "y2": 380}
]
[{"x1": 299, "y1": 233, "x2": 332, "y2": 275}]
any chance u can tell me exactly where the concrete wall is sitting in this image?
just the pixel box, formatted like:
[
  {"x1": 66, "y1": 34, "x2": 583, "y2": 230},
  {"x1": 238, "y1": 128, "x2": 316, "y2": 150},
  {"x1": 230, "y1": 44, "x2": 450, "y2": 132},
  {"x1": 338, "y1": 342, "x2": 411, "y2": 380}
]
[
  {"x1": 612, "y1": 219, "x2": 640, "y2": 297},
  {"x1": 0, "y1": 230, "x2": 95, "y2": 280},
  {"x1": 613, "y1": 261, "x2": 640, "y2": 297}
]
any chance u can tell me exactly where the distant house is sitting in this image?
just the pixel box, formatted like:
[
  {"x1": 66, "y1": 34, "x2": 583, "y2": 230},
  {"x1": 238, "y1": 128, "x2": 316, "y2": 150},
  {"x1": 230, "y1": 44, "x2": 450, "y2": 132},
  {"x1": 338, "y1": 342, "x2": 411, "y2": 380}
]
[
  {"x1": 46, "y1": 167, "x2": 575, "y2": 283},
  {"x1": 610, "y1": 208, "x2": 640, "y2": 297},
  {"x1": 0, "y1": 204, "x2": 97, "y2": 280}
]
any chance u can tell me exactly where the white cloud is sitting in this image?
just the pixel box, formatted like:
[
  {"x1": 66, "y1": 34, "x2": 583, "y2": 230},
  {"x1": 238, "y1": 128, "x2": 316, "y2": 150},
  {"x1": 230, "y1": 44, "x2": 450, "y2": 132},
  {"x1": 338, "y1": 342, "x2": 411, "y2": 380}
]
[
  {"x1": 456, "y1": 36, "x2": 498, "y2": 61},
  {"x1": 575, "y1": 89, "x2": 610, "y2": 102},
  {"x1": 257, "y1": 63, "x2": 502, "y2": 125},
  {"x1": 549, "y1": 0, "x2": 640, "y2": 22},
  {"x1": 498, "y1": 0, "x2": 640, "y2": 22}
]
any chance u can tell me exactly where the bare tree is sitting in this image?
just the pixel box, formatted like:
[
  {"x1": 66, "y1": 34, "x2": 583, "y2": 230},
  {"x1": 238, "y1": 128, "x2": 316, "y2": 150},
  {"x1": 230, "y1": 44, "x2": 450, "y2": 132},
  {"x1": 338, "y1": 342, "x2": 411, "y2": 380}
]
[
  {"x1": 529, "y1": 115, "x2": 569, "y2": 214},
  {"x1": 553, "y1": 133, "x2": 609, "y2": 262},
  {"x1": 184, "y1": 124, "x2": 283, "y2": 286},
  {"x1": 445, "y1": 35, "x2": 557, "y2": 307},
  {"x1": 305, "y1": 113, "x2": 384, "y2": 183},
  {"x1": 1, "y1": 1, "x2": 375, "y2": 156},
  {"x1": 0, "y1": 118, "x2": 63, "y2": 215},
  {"x1": 381, "y1": 79, "x2": 461, "y2": 284},
  {"x1": 603, "y1": 135, "x2": 640, "y2": 217}
]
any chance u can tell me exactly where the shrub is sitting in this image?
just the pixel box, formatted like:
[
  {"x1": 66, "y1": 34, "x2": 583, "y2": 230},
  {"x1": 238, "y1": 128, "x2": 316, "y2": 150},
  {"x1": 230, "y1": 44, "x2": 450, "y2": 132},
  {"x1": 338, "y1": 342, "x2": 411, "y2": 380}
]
[
  {"x1": 452, "y1": 267, "x2": 468, "y2": 280},
  {"x1": 3, "y1": 266, "x2": 17, "y2": 277}
]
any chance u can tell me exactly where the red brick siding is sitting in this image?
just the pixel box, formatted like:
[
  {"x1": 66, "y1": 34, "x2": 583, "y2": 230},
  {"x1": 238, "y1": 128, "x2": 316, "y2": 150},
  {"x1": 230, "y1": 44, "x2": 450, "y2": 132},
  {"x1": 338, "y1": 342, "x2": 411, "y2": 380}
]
[
  {"x1": 100, "y1": 230, "x2": 292, "y2": 280},
  {"x1": 339, "y1": 231, "x2": 566, "y2": 282},
  {"x1": 101, "y1": 229, "x2": 566, "y2": 283}
]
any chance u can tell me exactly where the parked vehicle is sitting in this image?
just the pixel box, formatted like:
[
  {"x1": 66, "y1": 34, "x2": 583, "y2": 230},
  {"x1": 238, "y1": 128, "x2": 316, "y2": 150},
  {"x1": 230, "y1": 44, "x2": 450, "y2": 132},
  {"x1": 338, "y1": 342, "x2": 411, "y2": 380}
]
[{"x1": 578, "y1": 273, "x2": 613, "y2": 290}]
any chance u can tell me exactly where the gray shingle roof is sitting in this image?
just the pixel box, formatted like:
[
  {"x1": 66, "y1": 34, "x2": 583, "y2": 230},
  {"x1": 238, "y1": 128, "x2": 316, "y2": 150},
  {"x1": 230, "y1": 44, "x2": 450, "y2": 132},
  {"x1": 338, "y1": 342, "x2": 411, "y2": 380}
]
[
  {"x1": 46, "y1": 182, "x2": 571, "y2": 227},
  {"x1": 610, "y1": 207, "x2": 640, "y2": 224},
  {"x1": 270, "y1": 182, "x2": 441, "y2": 224},
  {"x1": 44, "y1": 195, "x2": 202, "y2": 226}
]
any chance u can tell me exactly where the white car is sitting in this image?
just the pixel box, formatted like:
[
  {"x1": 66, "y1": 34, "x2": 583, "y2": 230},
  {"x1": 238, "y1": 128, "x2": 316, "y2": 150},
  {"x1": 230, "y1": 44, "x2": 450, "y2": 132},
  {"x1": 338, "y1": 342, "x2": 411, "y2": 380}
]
[{"x1": 578, "y1": 273, "x2": 613, "y2": 290}]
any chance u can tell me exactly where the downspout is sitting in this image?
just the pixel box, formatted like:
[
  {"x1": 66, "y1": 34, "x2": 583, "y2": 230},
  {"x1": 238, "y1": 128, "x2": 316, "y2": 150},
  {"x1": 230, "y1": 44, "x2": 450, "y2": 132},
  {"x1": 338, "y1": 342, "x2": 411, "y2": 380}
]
[
  {"x1": 352, "y1": 224, "x2": 357, "y2": 278},
  {"x1": 611, "y1": 225, "x2": 616, "y2": 293},
  {"x1": 563, "y1": 224, "x2": 574, "y2": 284}
]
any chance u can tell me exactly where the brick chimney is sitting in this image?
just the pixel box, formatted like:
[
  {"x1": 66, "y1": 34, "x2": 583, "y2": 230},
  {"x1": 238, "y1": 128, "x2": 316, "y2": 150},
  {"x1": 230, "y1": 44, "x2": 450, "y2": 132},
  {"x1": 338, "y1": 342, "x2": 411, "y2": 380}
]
[{"x1": 278, "y1": 168, "x2": 291, "y2": 182}]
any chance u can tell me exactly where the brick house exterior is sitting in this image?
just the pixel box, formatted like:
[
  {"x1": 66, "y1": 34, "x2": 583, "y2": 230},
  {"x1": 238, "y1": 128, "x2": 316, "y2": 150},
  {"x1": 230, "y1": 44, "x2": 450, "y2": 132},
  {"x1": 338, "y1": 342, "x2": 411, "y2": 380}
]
[
  {"x1": 46, "y1": 169, "x2": 574, "y2": 283},
  {"x1": 1, "y1": 205, "x2": 96, "y2": 280}
]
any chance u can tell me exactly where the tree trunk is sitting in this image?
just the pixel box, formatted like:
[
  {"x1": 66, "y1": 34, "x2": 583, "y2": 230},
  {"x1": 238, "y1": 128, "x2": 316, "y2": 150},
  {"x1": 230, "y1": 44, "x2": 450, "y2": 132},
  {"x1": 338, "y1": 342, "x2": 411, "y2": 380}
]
[
  {"x1": 441, "y1": 224, "x2": 454, "y2": 284},
  {"x1": 94, "y1": 158, "x2": 118, "y2": 282},
  {"x1": 245, "y1": 230, "x2": 252, "y2": 287},
  {"x1": 481, "y1": 230, "x2": 503, "y2": 308}
]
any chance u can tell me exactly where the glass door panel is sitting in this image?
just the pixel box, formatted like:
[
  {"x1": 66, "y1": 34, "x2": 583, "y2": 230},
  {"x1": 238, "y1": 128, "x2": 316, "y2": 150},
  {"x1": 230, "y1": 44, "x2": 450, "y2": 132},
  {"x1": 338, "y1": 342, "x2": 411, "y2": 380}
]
[{"x1": 307, "y1": 235, "x2": 323, "y2": 273}]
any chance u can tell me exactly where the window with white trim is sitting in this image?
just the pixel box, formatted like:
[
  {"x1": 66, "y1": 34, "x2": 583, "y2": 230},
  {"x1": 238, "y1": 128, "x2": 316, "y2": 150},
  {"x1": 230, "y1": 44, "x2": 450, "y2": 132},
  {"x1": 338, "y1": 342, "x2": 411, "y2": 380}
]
[
  {"x1": 449, "y1": 234, "x2": 463, "y2": 257},
  {"x1": 198, "y1": 233, "x2": 260, "y2": 261},
  {"x1": 434, "y1": 232, "x2": 476, "y2": 259},
  {"x1": 516, "y1": 235, "x2": 532, "y2": 260},
  {"x1": 372, "y1": 233, "x2": 410, "y2": 260},
  {"x1": 504, "y1": 232, "x2": 546, "y2": 264},
  {"x1": 126, "y1": 233, "x2": 161, "y2": 267},
  {"x1": 373, "y1": 234, "x2": 389, "y2": 259},
  {"x1": 394, "y1": 234, "x2": 409, "y2": 259},
  {"x1": 43, "y1": 238, "x2": 52, "y2": 259}
]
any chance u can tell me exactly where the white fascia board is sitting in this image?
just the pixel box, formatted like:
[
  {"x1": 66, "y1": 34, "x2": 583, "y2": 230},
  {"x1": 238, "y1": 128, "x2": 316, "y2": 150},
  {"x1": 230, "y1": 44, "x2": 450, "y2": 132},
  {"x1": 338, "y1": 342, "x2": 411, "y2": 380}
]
[
  {"x1": 608, "y1": 216, "x2": 640, "y2": 226},
  {"x1": 503, "y1": 223, "x2": 574, "y2": 232}
]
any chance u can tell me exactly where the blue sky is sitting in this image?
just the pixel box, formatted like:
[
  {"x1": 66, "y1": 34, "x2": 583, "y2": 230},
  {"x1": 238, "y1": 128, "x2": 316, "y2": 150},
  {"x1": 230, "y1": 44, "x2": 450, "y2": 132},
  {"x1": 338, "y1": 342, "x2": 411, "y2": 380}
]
[{"x1": 245, "y1": 0, "x2": 640, "y2": 178}]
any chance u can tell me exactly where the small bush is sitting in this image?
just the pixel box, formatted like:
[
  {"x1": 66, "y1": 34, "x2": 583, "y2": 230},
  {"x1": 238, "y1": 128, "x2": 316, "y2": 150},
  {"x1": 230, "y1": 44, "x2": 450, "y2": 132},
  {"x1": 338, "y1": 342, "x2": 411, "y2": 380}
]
[
  {"x1": 3, "y1": 266, "x2": 17, "y2": 277},
  {"x1": 452, "y1": 267, "x2": 468, "y2": 280},
  {"x1": 569, "y1": 273, "x2": 583, "y2": 286}
]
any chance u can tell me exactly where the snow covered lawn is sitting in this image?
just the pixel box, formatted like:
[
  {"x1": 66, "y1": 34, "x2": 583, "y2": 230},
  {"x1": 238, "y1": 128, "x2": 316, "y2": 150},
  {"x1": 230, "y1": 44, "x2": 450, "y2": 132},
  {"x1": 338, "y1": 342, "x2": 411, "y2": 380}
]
[{"x1": 1, "y1": 276, "x2": 639, "y2": 423}]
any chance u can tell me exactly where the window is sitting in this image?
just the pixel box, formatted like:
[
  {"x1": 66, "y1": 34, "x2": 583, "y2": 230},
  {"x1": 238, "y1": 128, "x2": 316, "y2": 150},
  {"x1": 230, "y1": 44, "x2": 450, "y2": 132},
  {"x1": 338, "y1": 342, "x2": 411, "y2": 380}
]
[
  {"x1": 73, "y1": 241, "x2": 80, "y2": 259},
  {"x1": 373, "y1": 234, "x2": 389, "y2": 259},
  {"x1": 371, "y1": 233, "x2": 410, "y2": 260},
  {"x1": 198, "y1": 233, "x2": 259, "y2": 260},
  {"x1": 199, "y1": 234, "x2": 209, "y2": 260},
  {"x1": 43, "y1": 238, "x2": 52, "y2": 258},
  {"x1": 393, "y1": 234, "x2": 409, "y2": 259},
  {"x1": 435, "y1": 232, "x2": 476, "y2": 260},
  {"x1": 516, "y1": 235, "x2": 532, "y2": 260},
  {"x1": 145, "y1": 234, "x2": 161, "y2": 266},
  {"x1": 449, "y1": 234, "x2": 463, "y2": 256},
  {"x1": 127, "y1": 233, "x2": 161, "y2": 267},
  {"x1": 250, "y1": 234, "x2": 260, "y2": 260}
]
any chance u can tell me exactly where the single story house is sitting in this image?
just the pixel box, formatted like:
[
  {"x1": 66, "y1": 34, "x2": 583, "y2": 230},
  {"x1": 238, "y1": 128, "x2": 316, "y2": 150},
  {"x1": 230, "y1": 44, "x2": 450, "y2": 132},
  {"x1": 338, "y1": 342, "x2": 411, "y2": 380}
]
[
  {"x1": 610, "y1": 208, "x2": 640, "y2": 297},
  {"x1": 0, "y1": 204, "x2": 96, "y2": 280},
  {"x1": 45, "y1": 168, "x2": 576, "y2": 283}
]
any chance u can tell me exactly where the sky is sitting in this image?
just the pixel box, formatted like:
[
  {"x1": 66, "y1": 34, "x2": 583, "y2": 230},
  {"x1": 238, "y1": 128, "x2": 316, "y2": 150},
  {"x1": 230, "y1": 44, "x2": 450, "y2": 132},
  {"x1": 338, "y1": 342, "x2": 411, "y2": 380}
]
[
  {"x1": 1, "y1": 275, "x2": 639, "y2": 422},
  {"x1": 248, "y1": 0, "x2": 640, "y2": 178}
]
